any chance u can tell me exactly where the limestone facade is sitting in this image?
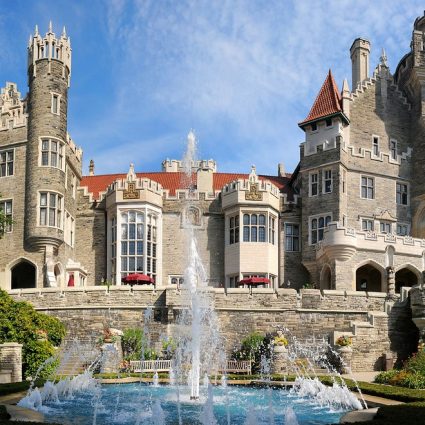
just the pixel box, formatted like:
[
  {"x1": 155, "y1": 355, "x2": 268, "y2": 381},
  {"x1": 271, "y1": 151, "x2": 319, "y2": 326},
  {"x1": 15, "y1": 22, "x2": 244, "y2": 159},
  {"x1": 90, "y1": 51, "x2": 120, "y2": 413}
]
[{"x1": 2, "y1": 16, "x2": 425, "y2": 300}]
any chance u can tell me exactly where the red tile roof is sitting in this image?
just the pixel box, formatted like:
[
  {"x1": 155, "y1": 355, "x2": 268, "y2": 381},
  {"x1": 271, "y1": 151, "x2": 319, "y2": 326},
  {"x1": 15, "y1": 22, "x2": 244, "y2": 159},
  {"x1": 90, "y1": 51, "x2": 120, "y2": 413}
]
[
  {"x1": 80, "y1": 172, "x2": 293, "y2": 201},
  {"x1": 299, "y1": 70, "x2": 343, "y2": 126}
]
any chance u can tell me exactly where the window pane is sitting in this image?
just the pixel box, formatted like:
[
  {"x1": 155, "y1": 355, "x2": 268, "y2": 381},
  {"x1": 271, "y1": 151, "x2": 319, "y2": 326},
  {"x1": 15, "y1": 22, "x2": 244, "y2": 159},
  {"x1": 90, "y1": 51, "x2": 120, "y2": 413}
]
[
  {"x1": 129, "y1": 257, "x2": 135, "y2": 271},
  {"x1": 312, "y1": 219, "x2": 317, "y2": 230},
  {"x1": 243, "y1": 226, "x2": 250, "y2": 242},
  {"x1": 129, "y1": 211, "x2": 136, "y2": 222},
  {"x1": 235, "y1": 227, "x2": 239, "y2": 243},
  {"x1": 243, "y1": 214, "x2": 250, "y2": 225},
  {"x1": 42, "y1": 140, "x2": 49, "y2": 150},
  {"x1": 319, "y1": 217, "x2": 324, "y2": 228},
  {"x1": 251, "y1": 227, "x2": 257, "y2": 242},
  {"x1": 293, "y1": 238, "x2": 300, "y2": 251},
  {"x1": 49, "y1": 208, "x2": 55, "y2": 226},
  {"x1": 137, "y1": 241, "x2": 143, "y2": 255},
  {"x1": 40, "y1": 193, "x2": 47, "y2": 206},
  {"x1": 235, "y1": 216, "x2": 239, "y2": 227},
  {"x1": 40, "y1": 208, "x2": 46, "y2": 225},
  {"x1": 41, "y1": 152, "x2": 49, "y2": 165},
  {"x1": 121, "y1": 224, "x2": 128, "y2": 239},
  {"x1": 122, "y1": 213, "x2": 128, "y2": 223},
  {"x1": 121, "y1": 242, "x2": 127, "y2": 255},
  {"x1": 137, "y1": 257, "x2": 143, "y2": 271},
  {"x1": 50, "y1": 193, "x2": 56, "y2": 207},
  {"x1": 121, "y1": 257, "x2": 127, "y2": 271},
  {"x1": 51, "y1": 152, "x2": 57, "y2": 167},
  {"x1": 230, "y1": 217, "x2": 234, "y2": 228},
  {"x1": 259, "y1": 227, "x2": 266, "y2": 242},
  {"x1": 51, "y1": 141, "x2": 57, "y2": 152},
  {"x1": 129, "y1": 223, "x2": 136, "y2": 239},
  {"x1": 137, "y1": 224, "x2": 144, "y2": 239},
  {"x1": 259, "y1": 214, "x2": 265, "y2": 225},
  {"x1": 251, "y1": 214, "x2": 257, "y2": 225},
  {"x1": 129, "y1": 241, "x2": 135, "y2": 255}
]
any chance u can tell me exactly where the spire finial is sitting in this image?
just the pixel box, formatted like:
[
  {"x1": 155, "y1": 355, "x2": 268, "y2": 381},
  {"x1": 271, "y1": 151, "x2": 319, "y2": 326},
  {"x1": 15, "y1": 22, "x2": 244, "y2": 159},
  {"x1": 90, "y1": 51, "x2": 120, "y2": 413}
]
[
  {"x1": 48, "y1": 20, "x2": 53, "y2": 33},
  {"x1": 342, "y1": 78, "x2": 350, "y2": 94},
  {"x1": 89, "y1": 159, "x2": 95, "y2": 176},
  {"x1": 380, "y1": 48, "x2": 388, "y2": 67},
  {"x1": 34, "y1": 24, "x2": 39, "y2": 36},
  {"x1": 62, "y1": 26, "x2": 67, "y2": 37}
]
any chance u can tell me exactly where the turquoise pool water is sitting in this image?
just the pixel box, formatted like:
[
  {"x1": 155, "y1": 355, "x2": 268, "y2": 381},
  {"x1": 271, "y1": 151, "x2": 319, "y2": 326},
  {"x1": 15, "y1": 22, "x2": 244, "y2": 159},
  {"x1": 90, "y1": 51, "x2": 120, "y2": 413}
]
[{"x1": 40, "y1": 383, "x2": 348, "y2": 424}]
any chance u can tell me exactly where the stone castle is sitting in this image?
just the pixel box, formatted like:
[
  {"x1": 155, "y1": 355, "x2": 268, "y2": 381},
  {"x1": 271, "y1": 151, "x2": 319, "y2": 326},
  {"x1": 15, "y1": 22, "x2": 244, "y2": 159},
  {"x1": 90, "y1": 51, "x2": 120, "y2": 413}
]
[
  {"x1": 1, "y1": 16, "x2": 425, "y2": 370},
  {"x1": 2, "y1": 18, "x2": 425, "y2": 294}
]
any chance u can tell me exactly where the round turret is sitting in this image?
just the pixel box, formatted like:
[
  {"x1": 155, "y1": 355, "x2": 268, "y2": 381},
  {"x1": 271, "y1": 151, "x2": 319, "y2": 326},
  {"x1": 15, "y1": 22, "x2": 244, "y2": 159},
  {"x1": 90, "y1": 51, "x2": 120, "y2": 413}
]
[{"x1": 24, "y1": 23, "x2": 71, "y2": 251}]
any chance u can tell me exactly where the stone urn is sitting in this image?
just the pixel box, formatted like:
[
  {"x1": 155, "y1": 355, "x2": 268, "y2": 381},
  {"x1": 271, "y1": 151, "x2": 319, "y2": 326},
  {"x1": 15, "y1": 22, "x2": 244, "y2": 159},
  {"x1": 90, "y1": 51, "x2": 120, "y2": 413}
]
[{"x1": 336, "y1": 345, "x2": 353, "y2": 374}]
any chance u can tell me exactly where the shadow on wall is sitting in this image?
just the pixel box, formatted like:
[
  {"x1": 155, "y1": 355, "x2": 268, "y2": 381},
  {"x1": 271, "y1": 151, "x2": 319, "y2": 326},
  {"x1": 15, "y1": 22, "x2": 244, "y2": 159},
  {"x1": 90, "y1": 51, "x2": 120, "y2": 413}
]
[{"x1": 388, "y1": 294, "x2": 419, "y2": 367}]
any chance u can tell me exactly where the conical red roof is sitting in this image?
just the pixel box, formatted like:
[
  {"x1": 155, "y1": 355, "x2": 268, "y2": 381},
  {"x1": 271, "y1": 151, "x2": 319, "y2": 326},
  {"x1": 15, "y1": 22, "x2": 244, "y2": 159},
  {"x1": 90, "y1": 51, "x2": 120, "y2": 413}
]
[{"x1": 299, "y1": 70, "x2": 343, "y2": 126}]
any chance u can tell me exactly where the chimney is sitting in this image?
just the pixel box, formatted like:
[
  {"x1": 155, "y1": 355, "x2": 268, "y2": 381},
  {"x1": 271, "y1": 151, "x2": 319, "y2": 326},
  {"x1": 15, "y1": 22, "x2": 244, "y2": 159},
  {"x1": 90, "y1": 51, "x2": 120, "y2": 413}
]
[
  {"x1": 89, "y1": 159, "x2": 95, "y2": 176},
  {"x1": 350, "y1": 38, "x2": 371, "y2": 90},
  {"x1": 278, "y1": 163, "x2": 286, "y2": 177}
]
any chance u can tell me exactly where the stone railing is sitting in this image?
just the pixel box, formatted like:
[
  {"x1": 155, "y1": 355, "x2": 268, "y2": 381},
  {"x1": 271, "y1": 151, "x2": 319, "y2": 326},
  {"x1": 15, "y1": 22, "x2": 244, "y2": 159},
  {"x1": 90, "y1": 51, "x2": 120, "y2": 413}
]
[
  {"x1": 7, "y1": 286, "x2": 391, "y2": 314},
  {"x1": 318, "y1": 222, "x2": 425, "y2": 262}
]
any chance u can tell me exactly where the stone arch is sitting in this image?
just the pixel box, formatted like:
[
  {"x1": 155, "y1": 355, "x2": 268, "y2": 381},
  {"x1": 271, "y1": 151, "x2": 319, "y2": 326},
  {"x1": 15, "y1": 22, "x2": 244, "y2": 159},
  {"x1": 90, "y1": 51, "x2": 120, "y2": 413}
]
[
  {"x1": 54, "y1": 262, "x2": 64, "y2": 287},
  {"x1": 355, "y1": 259, "x2": 386, "y2": 292},
  {"x1": 394, "y1": 264, "x2": 421, "y2": 293},
  {"x1": 9, "y1": 258, "x2": 37, "y2": 289},
  {"x1": 320, "y1": 264, "x2": 332, "y2": 290}
]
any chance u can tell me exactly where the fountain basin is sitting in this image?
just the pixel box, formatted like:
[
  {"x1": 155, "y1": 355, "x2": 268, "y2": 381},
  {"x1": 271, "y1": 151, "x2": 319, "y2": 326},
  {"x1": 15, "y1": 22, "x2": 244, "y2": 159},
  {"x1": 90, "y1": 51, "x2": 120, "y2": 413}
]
[{"x1": 36, "y1": 382, "x2": 352, "y2": 424}]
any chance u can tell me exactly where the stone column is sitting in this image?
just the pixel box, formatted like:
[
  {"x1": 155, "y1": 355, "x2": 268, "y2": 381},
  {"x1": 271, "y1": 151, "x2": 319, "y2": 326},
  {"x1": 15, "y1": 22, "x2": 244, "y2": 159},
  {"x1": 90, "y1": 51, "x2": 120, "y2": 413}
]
[
  {"x1": 0, "y1": 343, "x2": 23, "y2": 382},
  {"x1": 387, "y1": 266, "x2": 395, "y2": 297}
]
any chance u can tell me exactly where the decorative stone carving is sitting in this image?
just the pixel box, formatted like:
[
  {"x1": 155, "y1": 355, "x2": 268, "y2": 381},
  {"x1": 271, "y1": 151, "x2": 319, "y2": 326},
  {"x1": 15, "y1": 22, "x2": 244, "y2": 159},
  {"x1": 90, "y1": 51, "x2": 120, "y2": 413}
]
[
  {"x1": 384, "y1": 233, "x2": 397, "y2": 243},
  {"x1": 181, "y1": 206, "x2": 202, "y2": 228},
  {"x1": 365, "y1": 231, "x2": 377, "y2": 240},
  {"x1": 245, "y1": 183, "x2": 263, "y2": 201},
  {"x1": 123, "y1": 182, "x2": 139, "y2": 200}
]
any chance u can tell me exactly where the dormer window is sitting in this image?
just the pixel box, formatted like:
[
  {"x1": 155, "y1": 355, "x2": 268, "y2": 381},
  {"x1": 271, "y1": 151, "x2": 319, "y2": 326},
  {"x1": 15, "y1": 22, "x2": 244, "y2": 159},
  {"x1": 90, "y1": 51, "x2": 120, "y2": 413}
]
[
  {"x1": 325, "y1": 117, "x2": 332, "y2": 127},
  {"x1": 311, "y1": 122, "x2": 317, "y2": 131}
]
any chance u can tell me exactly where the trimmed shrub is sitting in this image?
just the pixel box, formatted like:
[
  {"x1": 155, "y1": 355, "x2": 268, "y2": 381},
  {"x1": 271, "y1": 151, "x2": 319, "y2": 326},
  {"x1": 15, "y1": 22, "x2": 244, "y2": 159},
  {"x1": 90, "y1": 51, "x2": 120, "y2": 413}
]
[{"x1": 121, "y1": 328, "x2": 157, "y2": 361}]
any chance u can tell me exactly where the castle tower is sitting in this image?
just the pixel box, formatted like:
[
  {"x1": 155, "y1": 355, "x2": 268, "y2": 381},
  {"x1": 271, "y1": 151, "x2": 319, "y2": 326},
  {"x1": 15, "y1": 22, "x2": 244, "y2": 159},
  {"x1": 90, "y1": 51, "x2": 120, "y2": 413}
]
[
  {"x1": 350, "y1": 38, "x2": 370, "y2": 90},
  {"x1": 24, "y1": 23, "x2": 71, "y2": 272}
]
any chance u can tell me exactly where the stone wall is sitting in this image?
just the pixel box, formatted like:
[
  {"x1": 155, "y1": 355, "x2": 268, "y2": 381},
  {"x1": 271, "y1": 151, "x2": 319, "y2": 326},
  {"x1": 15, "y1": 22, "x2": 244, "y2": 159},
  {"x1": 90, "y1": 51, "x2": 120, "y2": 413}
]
[
  {"x1": 8, "y1": 286, "x2": 413, "y2": 372},
  {"x1": 0, "y1": 342, "x2": 22, "y2": 383}
]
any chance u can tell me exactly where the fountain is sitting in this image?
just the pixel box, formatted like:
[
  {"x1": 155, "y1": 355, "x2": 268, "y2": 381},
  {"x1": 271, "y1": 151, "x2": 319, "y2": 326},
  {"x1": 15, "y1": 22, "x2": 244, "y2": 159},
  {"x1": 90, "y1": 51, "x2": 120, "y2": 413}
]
[{"x1": 17, "y1": 132, "x2": 365, "y2": 424}]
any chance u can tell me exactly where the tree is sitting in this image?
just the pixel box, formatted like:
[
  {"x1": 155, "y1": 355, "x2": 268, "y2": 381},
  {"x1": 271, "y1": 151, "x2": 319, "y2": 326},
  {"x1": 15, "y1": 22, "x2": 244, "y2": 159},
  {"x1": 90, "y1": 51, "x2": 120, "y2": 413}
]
[{"x1": 0, "y1": 289, "x2": 66, "y2": 379}]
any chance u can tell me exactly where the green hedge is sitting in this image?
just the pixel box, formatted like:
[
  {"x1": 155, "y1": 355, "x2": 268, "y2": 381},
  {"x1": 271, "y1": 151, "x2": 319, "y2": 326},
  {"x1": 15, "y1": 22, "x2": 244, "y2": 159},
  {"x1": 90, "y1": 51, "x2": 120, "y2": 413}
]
[{"x1": 349, "y1": 402, "x2": 425, "y2": 425}]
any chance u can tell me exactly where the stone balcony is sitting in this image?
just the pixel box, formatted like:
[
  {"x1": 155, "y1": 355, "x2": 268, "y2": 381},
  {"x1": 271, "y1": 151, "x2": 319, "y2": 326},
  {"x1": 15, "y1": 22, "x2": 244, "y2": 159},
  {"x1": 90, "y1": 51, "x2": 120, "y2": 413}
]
[{"x1": 317, "y1": 222, "x2": 425, "y2": 262}]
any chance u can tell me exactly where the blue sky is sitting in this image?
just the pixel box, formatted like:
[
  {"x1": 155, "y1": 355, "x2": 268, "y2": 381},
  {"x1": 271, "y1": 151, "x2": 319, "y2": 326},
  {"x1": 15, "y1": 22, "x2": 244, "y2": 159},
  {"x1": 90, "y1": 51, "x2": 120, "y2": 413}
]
[{"x1": 0, "y1": 1, "x2": 423, "y2": 176}]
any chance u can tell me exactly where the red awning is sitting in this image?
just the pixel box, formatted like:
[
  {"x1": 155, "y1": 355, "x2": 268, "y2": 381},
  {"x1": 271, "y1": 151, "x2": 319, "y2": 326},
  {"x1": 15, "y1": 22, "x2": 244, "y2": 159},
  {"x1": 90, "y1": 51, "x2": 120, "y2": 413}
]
[
  {"x1": 238, "y1": 277, "x2": 270, "y2": 286},
  {"x1": 122, "y1": 273, "x2": 155, "y2": 285}
]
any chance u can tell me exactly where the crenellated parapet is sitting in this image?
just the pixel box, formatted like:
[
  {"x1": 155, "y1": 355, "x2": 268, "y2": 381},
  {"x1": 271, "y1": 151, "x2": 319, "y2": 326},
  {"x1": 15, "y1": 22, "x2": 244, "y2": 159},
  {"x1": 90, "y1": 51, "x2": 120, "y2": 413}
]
[
  {"x1": 221, "y1": 166, "x2": 280, "y2": 211},
  {"x1": 105, "y1": 165, "x2": 164, "y2": 209},
  {"x1": 28, "y1": 22, "x2": 71, "y2": 86},
  {"x1": 317, "y1": 221, "x2": 425, "y2": 263},
  {"x1": 0, "y1": 82, "x2": 27, "y2": 130}
]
